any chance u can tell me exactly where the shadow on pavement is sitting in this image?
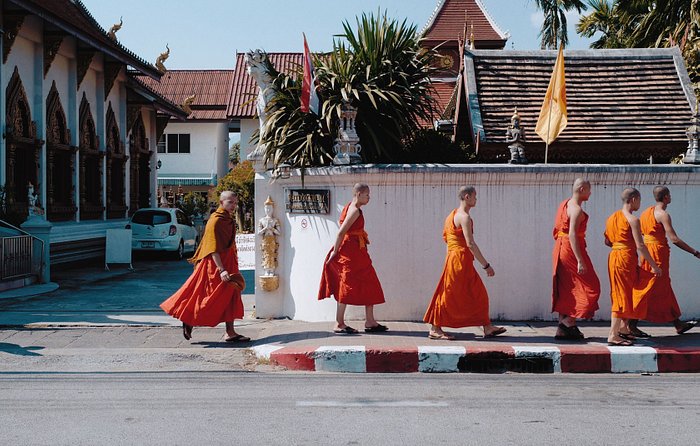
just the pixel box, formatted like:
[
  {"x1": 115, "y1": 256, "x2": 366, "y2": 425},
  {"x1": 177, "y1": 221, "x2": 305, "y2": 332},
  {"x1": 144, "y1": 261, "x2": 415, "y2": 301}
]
[{"x1": 0, "y1": 342, "x2": 44, "y2": 356}]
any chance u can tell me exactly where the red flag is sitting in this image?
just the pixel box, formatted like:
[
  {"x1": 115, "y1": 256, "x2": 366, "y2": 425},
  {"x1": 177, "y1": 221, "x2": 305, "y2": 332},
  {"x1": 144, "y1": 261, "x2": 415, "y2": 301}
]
[{"x1": 301, "y1": 34, "x2": 319, "y2": 114}]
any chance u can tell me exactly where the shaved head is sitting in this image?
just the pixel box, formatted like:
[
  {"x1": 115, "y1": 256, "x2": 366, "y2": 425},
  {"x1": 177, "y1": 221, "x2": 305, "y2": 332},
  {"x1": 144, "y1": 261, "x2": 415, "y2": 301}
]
[
  {"x1": 458, "y1": 186, "x2": 476, "y2": 201},
  {"x1": 621, "y1": 187, "x2": 640, "y2": 203},
  {"x1": 353, "y1": 183, "x2": 369, "y2": 194},
  {"x1": 219, "y1": 191, "x2": 236, "y2": 202},
  {"x1": 653, "y1": 186, "x2": 670, "y2": 202},
  {"x1": 573, "y1": 178, "x2": 590, "y2": 193}
]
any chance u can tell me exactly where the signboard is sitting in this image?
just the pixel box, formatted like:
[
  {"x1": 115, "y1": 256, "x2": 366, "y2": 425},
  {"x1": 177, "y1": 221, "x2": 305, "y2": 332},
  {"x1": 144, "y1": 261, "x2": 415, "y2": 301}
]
[
  {"x1": 236, "y1": 234, "x2": 255, "y2": 270},
  {"x1": 286, "y1": 189, "x2": 330, "y2": 214},
  {"x1": 105, "y1": 228, "x2": 132, "y2": 270}
]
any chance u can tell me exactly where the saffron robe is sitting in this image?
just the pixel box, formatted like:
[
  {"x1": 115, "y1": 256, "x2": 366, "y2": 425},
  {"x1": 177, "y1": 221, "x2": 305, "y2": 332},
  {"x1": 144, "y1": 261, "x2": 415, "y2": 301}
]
[
  {"x1": 423, "y1": 209, "x2": 491, "y2": 328},
  {"x1": 551, "y1": 199, "x2": 601, "y2": 319},
  {"x1": 160, "y1": 207, "x2": 244, "y2": 326},
  {"x1": 318, "y1": 203, "x2": 385, "y2": 306},
  {"x1": 633, "y1": 206, "x2": 681, "y2": 322},
  {"x1": 604, "y1": 210, "x2": 639, "y2": 319}
]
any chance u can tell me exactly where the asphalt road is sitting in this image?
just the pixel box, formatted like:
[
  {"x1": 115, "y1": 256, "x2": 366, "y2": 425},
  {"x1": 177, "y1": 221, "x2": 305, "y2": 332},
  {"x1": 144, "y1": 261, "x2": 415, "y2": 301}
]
[{"x1": 1, "y1": 373, "x2": 697, "y2": 445}]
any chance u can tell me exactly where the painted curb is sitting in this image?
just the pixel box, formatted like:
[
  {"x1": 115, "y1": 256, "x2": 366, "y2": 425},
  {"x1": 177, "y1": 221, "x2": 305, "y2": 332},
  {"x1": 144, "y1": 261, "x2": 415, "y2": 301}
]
[{"x1": 255, "y1": 344, "x2": 700, "y2": 374}]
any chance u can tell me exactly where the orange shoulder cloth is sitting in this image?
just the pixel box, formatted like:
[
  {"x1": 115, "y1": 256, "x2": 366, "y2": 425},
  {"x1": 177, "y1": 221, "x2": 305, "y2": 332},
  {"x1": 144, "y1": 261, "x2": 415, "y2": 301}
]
[{"x1": 189, "y1": 206, "x2": 235, "y2": 264}]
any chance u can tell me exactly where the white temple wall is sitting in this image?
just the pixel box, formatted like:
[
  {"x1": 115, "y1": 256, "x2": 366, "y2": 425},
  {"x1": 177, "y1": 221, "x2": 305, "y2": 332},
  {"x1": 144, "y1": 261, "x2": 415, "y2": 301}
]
[
  {"x1": 239, "y1": 119, "x2": 257, "y2": 161},
  {"x1": 253, "y1": 165, "x2": 700, "y2": 322}
]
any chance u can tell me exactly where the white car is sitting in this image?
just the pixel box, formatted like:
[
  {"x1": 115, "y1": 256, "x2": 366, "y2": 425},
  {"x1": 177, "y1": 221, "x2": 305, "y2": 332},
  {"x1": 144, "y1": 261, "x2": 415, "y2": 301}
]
[{"x1": 127, "y1": 208, "x2": 198, "y2": 259}]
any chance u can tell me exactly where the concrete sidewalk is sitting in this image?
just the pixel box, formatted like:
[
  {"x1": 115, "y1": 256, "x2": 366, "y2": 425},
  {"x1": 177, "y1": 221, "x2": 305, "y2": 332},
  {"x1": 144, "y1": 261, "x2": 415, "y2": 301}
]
[{"x1": 2, "y1": 319, "x2": 699, "y2": 374}]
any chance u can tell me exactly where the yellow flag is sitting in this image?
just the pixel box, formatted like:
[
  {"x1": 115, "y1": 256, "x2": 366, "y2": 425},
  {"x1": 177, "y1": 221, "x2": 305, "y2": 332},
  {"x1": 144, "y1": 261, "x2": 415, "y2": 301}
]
[{"x1": 535, "y1": 46, "x2": 567, "y2": 145}]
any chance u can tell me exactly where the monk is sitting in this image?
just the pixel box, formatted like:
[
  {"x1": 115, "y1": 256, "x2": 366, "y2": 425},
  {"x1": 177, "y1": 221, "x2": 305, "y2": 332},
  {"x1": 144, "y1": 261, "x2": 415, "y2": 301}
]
[
  {"x1": 318, "y1": 183, "x2": 387, "y2": 334},
  {"x1": 423, "y1": 186, "x2": 505, "y2": 340},
  {"x1": 160, "y1": 191, "x2": 248, "y2": 342},
  {"x1": 552, "y1": 178, "x2": 601, "y2": 340},
  {"x1": 604, "y1": 187, "x2": 661, "y2": 346},
  {"x1": 629, "y1": 186, "x2": 699, "y2": 336}
]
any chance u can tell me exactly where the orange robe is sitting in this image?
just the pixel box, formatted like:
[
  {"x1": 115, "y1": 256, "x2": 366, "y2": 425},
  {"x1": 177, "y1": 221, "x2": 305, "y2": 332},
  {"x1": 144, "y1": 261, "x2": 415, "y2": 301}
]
[
  {"x1": 318, "y1": 203, "x2": 385, "y2": 305},
  {"x1": 604, "y1": 210, "x2": 641, "y2": 319},
  {"x1": 423, "y1": 209, "x2": 490, "y2": 328},
  {"x1": 633, "y1": 206, "x2": 681, "y2": 322},
  {"x1": 551, "y1": 199, "x2": 601, "y2": 319},
  {"x1": 160, "y1": 207, "x2": 244, "y2": 326}
]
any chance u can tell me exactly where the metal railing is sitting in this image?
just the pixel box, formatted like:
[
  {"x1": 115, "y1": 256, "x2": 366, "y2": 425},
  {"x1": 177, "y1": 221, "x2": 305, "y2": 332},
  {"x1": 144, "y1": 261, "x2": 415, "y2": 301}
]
[
  {"x1": 0, "y1": 219, "x2": 44, "y2": 282},
  {"x1": 1, "y1": 235, "x2": 33, "y2": 280}
]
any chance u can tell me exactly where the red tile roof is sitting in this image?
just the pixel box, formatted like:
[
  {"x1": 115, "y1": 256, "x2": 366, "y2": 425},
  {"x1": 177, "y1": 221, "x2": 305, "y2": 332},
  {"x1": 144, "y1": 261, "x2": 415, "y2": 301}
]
[
  {"x1": 14, "y1": 0, "x2": 160, "y2": 78},
  {"x1": 136, "y1": 70, "x2": 235, "y2": 120},
  {"x1": 422, "y1": 0, "x2": 507, "y2": 49},
  {"x1": 228, "y1": 52, "x2": 303, "y2": 118}
]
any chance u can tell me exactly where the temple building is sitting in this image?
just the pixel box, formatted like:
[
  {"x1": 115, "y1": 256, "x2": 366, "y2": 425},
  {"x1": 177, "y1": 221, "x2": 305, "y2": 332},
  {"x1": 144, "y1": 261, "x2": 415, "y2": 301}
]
[
  {"x1": 1, "y1": 0, "x2": 187, "y2": 270},
  {"x1": 135, "y1": 69, "x2": 235, "y2": 204}
]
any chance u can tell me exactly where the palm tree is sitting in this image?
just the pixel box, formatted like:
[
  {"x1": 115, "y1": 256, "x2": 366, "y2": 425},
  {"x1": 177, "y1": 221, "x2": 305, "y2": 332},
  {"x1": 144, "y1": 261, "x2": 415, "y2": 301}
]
[
  {"x1": 533, "y1": 0, "x2": 587, "y2": 49},
  {"x1": 576, "y1": 0, "x2": 699, "y2": 91},
  {"x1": 256, "y1": 11, "x2": 439, "y2": 169},
  {"x1": 576, "y1": 0, "x2": 628, "y2": 48},
  {"x1": 317, "y1": 11, "x2": 438, "y2": 162}
]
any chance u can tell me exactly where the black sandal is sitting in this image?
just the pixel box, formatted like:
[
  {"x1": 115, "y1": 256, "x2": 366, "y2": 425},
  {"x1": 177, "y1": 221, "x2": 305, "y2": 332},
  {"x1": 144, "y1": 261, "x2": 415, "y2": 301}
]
[
  {"x1": 364, "y1": 324, "x2": 389, "y2": 333},
  {"x1": 554, "y1": 323, "x2": 584, "y2": 340},
  {"x1": 182, "y1": 323, "x2": 193, "y2": 340}
]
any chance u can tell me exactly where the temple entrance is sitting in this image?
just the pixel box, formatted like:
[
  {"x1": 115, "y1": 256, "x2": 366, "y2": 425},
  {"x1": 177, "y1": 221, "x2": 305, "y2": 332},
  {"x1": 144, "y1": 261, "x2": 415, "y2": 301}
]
[
  {"x1": 46, "y1": 82, "x2": 78, "y2": 222},
  {"x1": 128, "y1": 112, "x2": 152, "y2": 215},
  {"x1": 5, "y1": 67, "x2": 41, "y2": 219},
  {"x1": 78, "y1": 94, "x2": 104, "y2": 220},
  {"x1": 105, "y1": 103, "x2": 127, "y2": 219}
]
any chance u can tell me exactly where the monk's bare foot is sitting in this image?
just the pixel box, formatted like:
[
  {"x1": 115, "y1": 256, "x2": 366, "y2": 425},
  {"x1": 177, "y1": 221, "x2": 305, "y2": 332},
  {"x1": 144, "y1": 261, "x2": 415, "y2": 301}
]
[{"x1": 484, "y1": 325, "x2": 506, "y2": 337}]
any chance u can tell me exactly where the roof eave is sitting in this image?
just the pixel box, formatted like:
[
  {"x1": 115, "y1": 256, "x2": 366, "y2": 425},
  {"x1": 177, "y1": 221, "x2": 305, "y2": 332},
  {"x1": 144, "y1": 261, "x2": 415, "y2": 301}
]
[{"x1": 9, "y1": 0, "x2": 162, "y2": 79}]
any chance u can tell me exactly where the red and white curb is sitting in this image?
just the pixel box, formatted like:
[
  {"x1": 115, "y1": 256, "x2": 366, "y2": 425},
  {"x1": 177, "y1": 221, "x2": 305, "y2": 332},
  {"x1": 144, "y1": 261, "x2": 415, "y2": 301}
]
[{"x1": 250, "y1": 344, "x2": 700, "y2": 373}]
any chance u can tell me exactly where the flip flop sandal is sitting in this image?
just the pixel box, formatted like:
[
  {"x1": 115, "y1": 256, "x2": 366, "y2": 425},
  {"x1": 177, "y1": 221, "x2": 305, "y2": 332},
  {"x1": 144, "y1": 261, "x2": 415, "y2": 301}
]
[
  {"x1": 428, "y1": 332, "x2": 455, "y2": 340},
  {"x1": 364, "y1": 324, "x2": 389, "y2": 333},
  {"x1": 484, "y1": 327, "x2": 506, "y2": 338},
  {"x1": 677, "y1": 321, "x2": 697, "y2": 334},
  {"x1": 333, "y1": 326, "x2": 358, "y2": 334},
  {"x1": 225, "y1": 334, "x2": 251, "y2": 343}
]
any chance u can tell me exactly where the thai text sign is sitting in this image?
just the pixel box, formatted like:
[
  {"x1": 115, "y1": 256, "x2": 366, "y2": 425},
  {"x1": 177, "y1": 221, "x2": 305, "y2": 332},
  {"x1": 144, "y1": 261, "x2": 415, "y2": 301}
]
[{"x1": 286, "y1": 189, "x2": 330, "y2": 214}]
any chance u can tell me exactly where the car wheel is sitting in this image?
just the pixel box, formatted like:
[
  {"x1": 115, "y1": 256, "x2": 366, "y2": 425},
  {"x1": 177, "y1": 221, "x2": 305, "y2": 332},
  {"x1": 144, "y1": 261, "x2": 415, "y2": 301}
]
[{"x1": 175, "y1": 240, "x2": 184, "y2": 260}]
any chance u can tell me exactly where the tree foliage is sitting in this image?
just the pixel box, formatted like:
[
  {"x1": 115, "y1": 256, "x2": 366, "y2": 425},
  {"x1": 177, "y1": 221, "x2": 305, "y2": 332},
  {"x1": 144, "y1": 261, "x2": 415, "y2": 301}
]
[
  {"x1": 577, "y1": 0, "x2": 700, "y2": 94},
  {"x1": 255, "y1": 10, "x2": 444, "y2": 169},
  {"x1": 217, "y1": 160, "x2": 255, "y2": 232},
  {"x1": 533, "y1": 0, "x2": 587, "y2": 49}
]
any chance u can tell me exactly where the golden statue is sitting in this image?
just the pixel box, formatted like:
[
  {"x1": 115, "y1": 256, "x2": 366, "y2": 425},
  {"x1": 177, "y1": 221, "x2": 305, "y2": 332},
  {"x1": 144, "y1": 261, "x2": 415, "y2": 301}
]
[
  {"x1": 258, "y1": 196, "x2": 281, "y2": 277},
  {"x1": 155, "y1": 44, "x2": 170, "y2": 73},
  {"x1": 182, "y1": 94, "x2": 196, "y2": 115},
  {"x1": 107, "y1": 17, "x2": 122, "y2": 41}
]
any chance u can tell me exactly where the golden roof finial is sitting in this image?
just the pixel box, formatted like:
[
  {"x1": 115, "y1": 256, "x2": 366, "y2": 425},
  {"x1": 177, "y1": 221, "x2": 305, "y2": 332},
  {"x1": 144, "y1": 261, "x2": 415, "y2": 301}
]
[
  {"x1": 182, "y1": 94, "x2": 195, "y2": 115},
  {"x1": 107, "y1": 17, "x2": 122, "y2": 41},
  {"x1": 155, "y1": 44, "x2": 170, "y2": 74},
  {"x1": 264, "y1": 196, "x2": 275, "y2": 206}
]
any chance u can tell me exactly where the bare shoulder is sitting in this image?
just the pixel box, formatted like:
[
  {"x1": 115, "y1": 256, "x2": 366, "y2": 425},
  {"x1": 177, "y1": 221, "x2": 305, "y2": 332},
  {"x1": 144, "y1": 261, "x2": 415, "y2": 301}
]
[{"x1": 454, "y1": 210, "x2": 470, "y2": 227}]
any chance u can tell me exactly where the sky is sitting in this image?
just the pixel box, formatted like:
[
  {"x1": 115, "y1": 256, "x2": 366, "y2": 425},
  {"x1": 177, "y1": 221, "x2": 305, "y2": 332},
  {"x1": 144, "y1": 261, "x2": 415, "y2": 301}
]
[{"x1": 81, "y1": 0, "x2": 595, "y2": 70}]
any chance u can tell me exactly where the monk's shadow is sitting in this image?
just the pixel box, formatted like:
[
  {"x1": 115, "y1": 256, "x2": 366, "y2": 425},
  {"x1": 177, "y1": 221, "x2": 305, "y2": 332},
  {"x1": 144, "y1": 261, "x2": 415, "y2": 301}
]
[
  {"x1": 0, "y1": 342, "x2": 44, "y2": 356},
  {"x1": 251, "y1": 330, "x2": 341, "y2": 345},
  {"x1": 192, "y1": 341, "x2": 250, "y2": 349}
]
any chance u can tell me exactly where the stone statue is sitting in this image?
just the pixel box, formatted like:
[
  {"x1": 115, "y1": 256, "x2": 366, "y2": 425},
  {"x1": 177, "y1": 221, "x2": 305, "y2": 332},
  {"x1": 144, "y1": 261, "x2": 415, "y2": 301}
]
[
  {"x1": 244, "y1": 49, "x2": 276, "y2": 160},
  {"x1": 107, "y1": 17, "x2": 122, "y2": 41},
  {"x1": 27, "y1": 182, "x2": 38, "y2": 216},
  {"x1": 182, "y1": 94, "x2": 196, "y2": 115},
  {"x1": 155, "y1": 44, "x2": 170, "y2": 74},
  {"x1": 257, "y1": 196, "x2": 281, "y2": 277},
  {"x1": 505, "y1": 108, "x2": 528, "y2": 164},
  {"x1": 684, "y1": 98, "x2": 700, "y2": 164}
]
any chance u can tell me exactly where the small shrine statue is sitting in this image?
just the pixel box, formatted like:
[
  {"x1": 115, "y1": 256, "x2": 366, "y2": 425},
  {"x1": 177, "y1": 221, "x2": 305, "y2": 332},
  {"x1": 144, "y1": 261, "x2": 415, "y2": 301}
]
[
  {"x1": 27, "y1": 182, "x2": 38, "y2": 216},
  {"x1": 257, "y1": 196, "x2": 281, "y2": 277},
  {"x1": 505, "y1": 108, "x2": 528, "y2": 164}
]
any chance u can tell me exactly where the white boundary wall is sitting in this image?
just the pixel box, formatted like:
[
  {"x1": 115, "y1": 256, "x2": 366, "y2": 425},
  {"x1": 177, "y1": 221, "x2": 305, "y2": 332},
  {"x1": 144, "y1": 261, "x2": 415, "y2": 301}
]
[{"x1": 252, "y1": 164, "x2": 700, "y2": 322}]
